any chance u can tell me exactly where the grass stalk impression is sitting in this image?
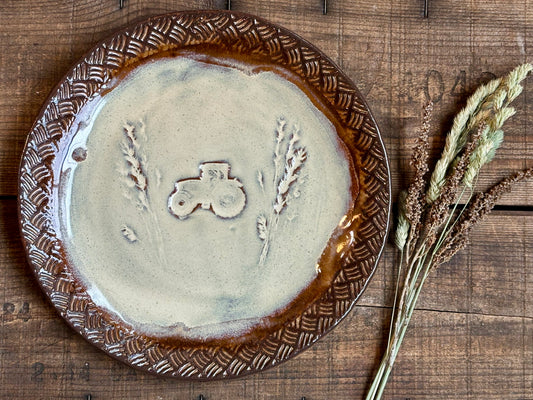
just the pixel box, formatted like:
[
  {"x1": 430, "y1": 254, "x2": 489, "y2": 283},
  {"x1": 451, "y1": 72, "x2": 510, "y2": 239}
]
[{"x1": 365, "y1": 63, "x2": 533, "y2": 400}]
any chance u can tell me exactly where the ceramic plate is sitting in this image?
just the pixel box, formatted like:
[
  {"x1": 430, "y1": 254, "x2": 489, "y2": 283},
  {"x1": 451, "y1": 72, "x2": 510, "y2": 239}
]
[{"x1": 18, "y1": 10, "x2": 390, "y2": 379}]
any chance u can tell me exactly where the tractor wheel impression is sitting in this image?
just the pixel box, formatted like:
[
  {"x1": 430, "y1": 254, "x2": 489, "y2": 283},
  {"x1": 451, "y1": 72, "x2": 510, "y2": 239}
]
[
  {"x1": 168, "y1": 190, "x2": 197, "y2": 219},
  {"x1": 211, "y1": 183, "x2": 246, "y2": 218}
]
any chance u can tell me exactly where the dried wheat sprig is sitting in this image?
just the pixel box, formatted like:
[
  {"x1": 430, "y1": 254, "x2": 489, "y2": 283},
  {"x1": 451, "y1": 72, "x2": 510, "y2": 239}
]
[
  {"x1": 460, "y1": 65, "x2": 530, "y2": 189},
  {"x1": 457, "y1": 78, "x2": 503, "y2": 149},
  {"x1": 462, "y1": 106, "x2": 517, "y2": 187},
  {"x1": 425, "y1": 78, "x2": 501, "y2": 203},
  {"x1": 505, "y1": 63, "x2": 533, "y2": 101},
  {"x1": 394, "y1": 190, "x2": 409, "y2": 250},
  {"x1": 463, "y1": 64, "x2": 532, "y2": 173},
  {"x1": 426, "y1": 63, "x2": 531, "y2": 203},
  {"x1": 462, "y1": 128, "x2": 504, "y2": 187},
  {"x1": 425, "y1": 122, "x2": 485, "y2": 239},
  {"x1": 464, "y1": 64, "x2": 530, "y2": 134},
  {"x1": 435, "y1": 167, "x2": 533, "y2": 265}
]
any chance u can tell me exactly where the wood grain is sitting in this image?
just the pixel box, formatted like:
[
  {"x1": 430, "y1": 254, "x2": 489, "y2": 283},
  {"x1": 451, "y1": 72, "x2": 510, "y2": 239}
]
[
  {"x1": 1, "y1": 0, "x2": 532, "y2": 203},
  {"x1": 1, "y1": 0, "x2": 533, "y2": 398},
  {"x1": 1, "y1": 197, "x2": 532, "y2": 399}
]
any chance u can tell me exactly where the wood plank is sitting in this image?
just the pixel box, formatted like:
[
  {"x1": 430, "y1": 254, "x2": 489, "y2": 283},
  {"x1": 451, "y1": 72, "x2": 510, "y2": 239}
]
[
  {"x1": 2, "y1": 0, "x2": 533, "y2": 398},
  {"x1": 1, "y1": 0, "x2": 533, "y2": 204},
  {"x1": 361, "y1": 210, "x2": 533, "y2": 319},
  {"x1": 1, "y1": 194, "x2": 532, "y2": 398}
]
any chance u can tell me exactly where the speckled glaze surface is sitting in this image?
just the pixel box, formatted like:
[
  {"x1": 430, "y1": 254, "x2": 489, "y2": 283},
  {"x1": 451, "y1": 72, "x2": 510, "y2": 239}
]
[{"x1": 18, "y1": 10, "x2": 390, "y2": 379}]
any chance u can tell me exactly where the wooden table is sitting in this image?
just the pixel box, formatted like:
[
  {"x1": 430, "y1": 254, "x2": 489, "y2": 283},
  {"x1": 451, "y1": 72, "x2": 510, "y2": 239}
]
[{"x1": 1, "y1": 1, "x2": 532, "y2": 398}]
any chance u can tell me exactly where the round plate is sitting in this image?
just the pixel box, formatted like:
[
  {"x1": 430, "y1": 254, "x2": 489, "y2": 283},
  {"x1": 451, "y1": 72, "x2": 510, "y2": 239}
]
[{"x1": 18, "y1": 10, "x2": 390, "y2": 379}]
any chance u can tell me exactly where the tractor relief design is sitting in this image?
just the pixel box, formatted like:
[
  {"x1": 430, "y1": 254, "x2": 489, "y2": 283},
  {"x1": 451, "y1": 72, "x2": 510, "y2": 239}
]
[{"x1": 168, "y1": 162, "x2": 246, "y2": 219}]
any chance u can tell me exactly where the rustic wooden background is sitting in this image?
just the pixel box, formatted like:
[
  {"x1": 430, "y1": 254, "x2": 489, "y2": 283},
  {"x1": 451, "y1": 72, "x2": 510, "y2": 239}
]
[{"x1": 1, "y1": 0, "x2": 532, "y2": 399}]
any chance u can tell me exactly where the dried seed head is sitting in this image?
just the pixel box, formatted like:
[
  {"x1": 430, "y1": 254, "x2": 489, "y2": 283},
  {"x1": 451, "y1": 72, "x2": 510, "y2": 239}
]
[
  {"x1": 426, "y1": 63, "x2": 532, "y2": 203},
  {"x1": 404, "y1": 102, "x2": 432, "y2": 226},
  {"x1": 504, "y1": 63, "x2": 533, "y2": 97},
  {"x1": 395, "y1": 190, "x2": 410, "y2": 250},
  {"x1": 426, "y1": 79, "x2": 501, "y2": 203},
  {"x1": 436, "y1": 167, "x2": 533, "y2": 265},
  {"x1": 462, "y1": 125, "x2": 501, "y2": 188},
  {"x1": 426, "y1": 122, "x2": 485, "y2": 234}
]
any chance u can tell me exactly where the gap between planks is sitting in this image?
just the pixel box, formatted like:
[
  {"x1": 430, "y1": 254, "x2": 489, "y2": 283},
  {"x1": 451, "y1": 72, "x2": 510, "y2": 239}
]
[{"x1": 356, "y1": 304, "x2": 533, "y2": 321}]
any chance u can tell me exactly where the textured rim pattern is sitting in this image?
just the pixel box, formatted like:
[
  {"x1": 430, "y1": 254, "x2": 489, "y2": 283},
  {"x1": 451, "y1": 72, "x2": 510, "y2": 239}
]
[{"x1": 18, "y1": 11, "x2": 390, "y2": 379}]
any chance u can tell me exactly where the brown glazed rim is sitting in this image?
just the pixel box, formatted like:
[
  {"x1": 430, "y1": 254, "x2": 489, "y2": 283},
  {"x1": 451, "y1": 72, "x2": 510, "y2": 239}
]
[{"x1": 18, "y1": 10, "x2": 391, "y2": 380}]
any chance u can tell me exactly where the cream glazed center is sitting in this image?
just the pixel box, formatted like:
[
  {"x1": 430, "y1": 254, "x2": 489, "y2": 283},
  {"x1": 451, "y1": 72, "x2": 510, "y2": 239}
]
[{"x1": 58, "y1": 52, "x2": 355, "y2": 340}]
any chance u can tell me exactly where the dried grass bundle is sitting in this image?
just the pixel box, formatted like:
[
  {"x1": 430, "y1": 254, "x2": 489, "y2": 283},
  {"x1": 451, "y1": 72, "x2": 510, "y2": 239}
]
[{"x1": 366, "y1": 64, "x2": 533, "y2": 400}]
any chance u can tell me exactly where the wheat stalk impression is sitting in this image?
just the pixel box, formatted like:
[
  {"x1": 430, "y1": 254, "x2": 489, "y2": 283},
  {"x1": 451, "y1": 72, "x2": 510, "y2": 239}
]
[
  {"x1": 118, "y1": 121, "x2": 167, "y2": 267},
  {"x1": 120, "y1": 122, "x2": 149, "y2": 210},
  {"x1": 366, "y1": 64, "x2": 533, "y2": 400},
  {"x1": 257, "y1": 119, "x2": 307, "y2": 265}
]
